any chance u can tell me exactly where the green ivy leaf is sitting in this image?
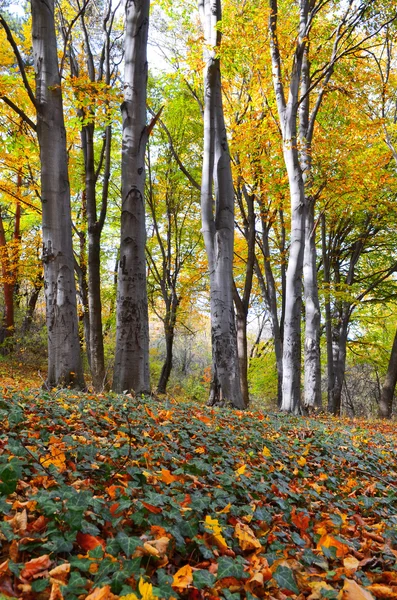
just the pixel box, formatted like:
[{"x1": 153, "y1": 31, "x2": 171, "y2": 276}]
[{"x1": 273, "y1": 565, "x2": 299, "y2": 595}]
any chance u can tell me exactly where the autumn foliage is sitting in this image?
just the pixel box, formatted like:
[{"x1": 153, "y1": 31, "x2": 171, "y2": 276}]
[{"x1": 0, "y1": 389, "x2": 396, "y2": 599}]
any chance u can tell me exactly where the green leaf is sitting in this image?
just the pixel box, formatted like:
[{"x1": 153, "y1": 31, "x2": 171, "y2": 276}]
[
  {"x1": 273, "y1": 565, "x2": 299, "y2": 594},
  {"x1": 193, "y1": 569, "x2": 216, "y2": 589},
  {"x1": 31, "y1": 578, "x2": 49, "y2": 592},
  {"x1": 116, "y1": 532, "x2": 143, "y2": 557},
  {"x1": 0, "y1": 466, "x2": 18, "y2": 496},
  {"x1": 217, "y1": 557, "x2": 244, "y2": 580}
]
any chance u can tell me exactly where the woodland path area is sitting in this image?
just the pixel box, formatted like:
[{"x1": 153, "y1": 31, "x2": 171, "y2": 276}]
[{"x1": 0, "y1": 382, "x2": 396, "y2": 600}]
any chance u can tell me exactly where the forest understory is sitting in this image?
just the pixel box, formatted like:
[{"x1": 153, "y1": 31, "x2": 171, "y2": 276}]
[{"x1": 0, "y1": 376, "x2": 396, "y2": 600}]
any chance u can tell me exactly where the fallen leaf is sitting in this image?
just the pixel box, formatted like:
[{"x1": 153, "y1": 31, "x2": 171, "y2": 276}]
[
  {"x1": 317, "y1": 533, "x2": 349, "y2": 558},
  {"x1": 173, "y1": 564, "x2": 193, "y2": 589},
  {"x1": 308, "y1": 581, "x2": 336, "y2": 600},
  {"x1": 86, "y1": 585, "x2": 118, "y2": 599},
  {"x1": 367, "y1": 584, "x2": 397, "y2": 599},
  {"x1": 49, "y1": 562, "x2": 70, "y2": 585},
  {"x1": 344, "y1": 555, "x2": 360, "y2": 573},
  {"x1": 234, "y1": 521, "x2": 262, "y2": 551},
  {"x1": 76, "y1": 532, "x2": 106, "y2": 551},
  {"x1": 142, "y1": 501, "x2": 162, "y2": 514},
  {"x1": 20, "y1": 555, "x2": 52, "y2": 580},
  {"x1": 49, "y1": 582, "x2": 64, "y2": 600},
  {"x1": 204, "y1": 515, "x2": 229, "y2": 550},
  {"x1": 343, "y1": 579, "x2": 375, "y2": 600}
]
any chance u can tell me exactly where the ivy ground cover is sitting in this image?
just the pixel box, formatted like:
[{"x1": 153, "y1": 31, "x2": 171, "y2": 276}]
[{"x1": 0, "y1": 390, "x2": 397, "y2": 599}]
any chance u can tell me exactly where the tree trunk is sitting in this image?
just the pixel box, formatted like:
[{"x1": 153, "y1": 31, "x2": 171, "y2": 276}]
[
  {"x1": 84, "y1": 123, "x2": 109, "y2": 390},
  {"x1": 157, "y1": 329, "x2": 174, "y2": 394},
  {"x1": 330, "y1": 314, "x2": 349, "y2": 415},
  {"x1": 157, "y1": 294, "x2": 178, "y2": 394},
  {"x1": 303, "y1": 197, "x2": 322, "y2": 410},
  {"x1": 22, "y1": 274, "x2": 43, "y2": 333},
  {"x1": 236, "y1": 309, "x2": 249, "y2": 407},
  {"x1": 379, "y1": 327, "x2": 397, "y2": 418},
  {"x1": 322, "y1": 215, "x2": 335, "y2": 413},
  {"x1": 199, "y1": 0, "x2": 244, "y2": 409},
  {"x1": 261, "y1": 217, "x2": 283, "y2": 406},
  {"x1": 113, "y1": 0, "x2": 150, "y2": 395},
  {"x1": 31, "y1": 0, "x2": 84, "y2": 388},
  {"x1": 269, "y1": 0, "x2": 309, "y2": 413}
]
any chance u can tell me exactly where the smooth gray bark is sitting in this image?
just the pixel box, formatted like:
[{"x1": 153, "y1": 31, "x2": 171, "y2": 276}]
[
  {"x1": 199, "y1": 0, "x2": 244, "y2": 409},
  {"x1": 113, "y1": 0, "x2": 150, "y2": 395},
  {"x1": 269, "y1": 0, "x2": 308, "y2": 413},
  {"x1": 31, "y1": 0, "x2": 84, "y2": 388},
  {"x1": 321, "y1": 215, "x2": 335, "y2": 412}
]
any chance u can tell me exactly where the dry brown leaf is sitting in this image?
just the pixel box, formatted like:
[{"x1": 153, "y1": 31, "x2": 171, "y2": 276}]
[
  {"x1": 49, "y1": 562, "x2": 70, "y2": 585},
  {"x1": 20, "y1": 554, "x2": 52, "y2": 581},
  {"x1": 138, "y1": 536, "x2": 170, "y2": 558},
  {"x1": 367, "y1": 584, "x2": 397, "y2": 599},
  {"x1": 49, "y1": 582, "x2": 64, "y2": 600},
  {"x1": 343, "y1": 579, "x2": 376, "y2": 600},
  {"x1": 9, "y1": 540, "x2": 19, "y2": 563}
]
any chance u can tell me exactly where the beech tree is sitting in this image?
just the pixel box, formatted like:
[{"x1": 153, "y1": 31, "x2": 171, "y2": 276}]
[
  {"x1": 30, "y1": 0, "x2": 84, "y2": 388},
  {"x1": 198, "y1": 0, "x2": 244, "y2": 408},
  {"x1": 113, "y1": 0, "x2": 151, "y2": 395}
]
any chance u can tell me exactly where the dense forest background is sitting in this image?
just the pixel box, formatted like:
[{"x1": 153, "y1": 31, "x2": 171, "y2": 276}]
[{"x1": 0, "y1": 0, "x2": 397, "y2": 418}]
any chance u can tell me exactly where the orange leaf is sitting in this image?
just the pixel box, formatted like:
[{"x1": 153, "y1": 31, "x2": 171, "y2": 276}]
[
  {"x1": 291, "y1": 508, "x2": 310, "y2": 532},
  {"x1": 85, "y1": 585, "x2": 117, "y2": 599},
  {"x1": 367, "y1": 584, "x2": 397, "y2": 599},
  {"x1": 196, "y1": 413, "x2": 211, "y2": 424},
  {"x1": 76, "y1": 532, "x2": 106, "y2": 551},
  {"x1": 161, "y1": 469, "x2": 177, "y2": 484},
  {"x1": 20, "y1": 554, "x2": 52, "y2": 580},
  {"x1": 342, "y1": 579, "x2": 375, "y2": 600},
  {"x1": 317, "y1": 534, "x2": 349, "y2": 558},
  {"x1": 110, "y1": 502, "x2": 121, "y2": 516},
  {"x1": 49, "y1": 582, "x2": 64, "y2": 600},
  {"x1": 142, "y1": 501, "x2": 162, "y2": 514},
  {"x1": 173, "y1": 564, "x2": 193, "y2": 588}
]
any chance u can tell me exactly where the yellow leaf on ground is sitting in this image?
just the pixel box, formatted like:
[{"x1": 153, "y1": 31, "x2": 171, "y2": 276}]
[
  {"x1": 120, "y1": 578, "x2": 157, "y2": 600},
  {"x1": 308, "y1": 581, "x2": 336, "y2": 600},
  {"x1": 262, "y1": 446, "x2": 272, "y2": 458},
  {"x1": 235, "y1": 464, "x2": 246, "y2": 476},
  {"x1": 234, "y1": 521, "x2": 262, "y2": 551},
  {"x1": 204, "y1": 515, "x2": 229, "y2": 550},
  {"x1": 297, "y1": 456, "x2": 306, "y2": 467},
  {"x1": 217, "y1": 503, "x2": 232, "y2": 514},
  {"x1": 172, "y1": 564, "x2": 193, "y2": 589},
  {"x1": 342, "y1": 579, "x2": 375, "y2": 600}
]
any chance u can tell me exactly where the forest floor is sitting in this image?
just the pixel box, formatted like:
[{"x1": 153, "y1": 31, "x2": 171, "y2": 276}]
[{"x1": 0, "y1": 384, "x2": 396, "y2": 600}]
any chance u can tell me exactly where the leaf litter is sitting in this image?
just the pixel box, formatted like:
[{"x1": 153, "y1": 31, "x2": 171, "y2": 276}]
[{"x1": 0, "y1": 389, "x2": 397, "y2": 599}]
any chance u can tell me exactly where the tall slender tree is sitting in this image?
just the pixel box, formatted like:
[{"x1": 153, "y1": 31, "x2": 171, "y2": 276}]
[
  {"x1": 113, "y1": 0, "x2": 150, "y2": 395},
  {"x1": 31, "y1": 0, "x2": 84, "y2": 388},
  {"x1": 198, "y1": 0, "x2": 244, "y2": 408}
]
